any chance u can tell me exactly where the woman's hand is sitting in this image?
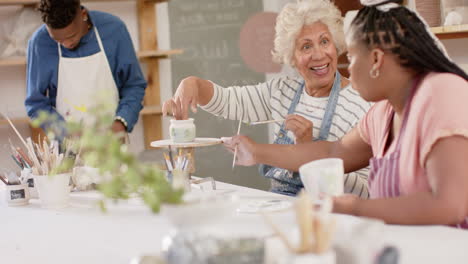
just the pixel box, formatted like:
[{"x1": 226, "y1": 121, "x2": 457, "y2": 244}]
[
  {"x1": 222, "y1": 135, "x2": 258, "y2": 166},
  {"x1": 332, "y1": 194, "x2": 360, "y2": 215},
  {"x1": 162, "y1": 77, "x2": 200, "y2": 120},
  {"x1": 285, "y1": 114, "x2": 314, "y2": 143}
]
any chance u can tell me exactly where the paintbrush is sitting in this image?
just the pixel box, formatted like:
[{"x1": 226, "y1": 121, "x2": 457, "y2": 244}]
[
  {"x1": 248, "y1": 119, "x2": 285, "y2": 125},
  {"x1": 8, "y1": 139, "x2": 18, "y2": 156},
  {"x1": 0, "y1": 174, "x2": 9, "y2": 185},
  {"x1": 11, "y1": 155, "x2": 24, "y2": 169},
  {"x1": 16, "y1": 147, "x2": 33, "y2": 168},
  {"x1": 1, "y1": 112, "x2": 29, "y2": 150},
  {"x1": 168, "y1": 145, "x2": 175, "y2": 169},
  {"x1": 163, "y1": 153, "x2": 173, "y2": 171},
  {"x1": 232, "y1": 118, "x2": 242, "y2": 169}
]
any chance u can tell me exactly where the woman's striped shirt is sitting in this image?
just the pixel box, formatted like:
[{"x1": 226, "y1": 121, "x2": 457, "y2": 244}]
[{"x1": 201, "y1": 76, "x2": 373, "y2": 198}]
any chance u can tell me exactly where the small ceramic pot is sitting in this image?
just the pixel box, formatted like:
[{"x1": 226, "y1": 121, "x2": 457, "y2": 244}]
[
  {"x1": 170, "y1": 118, "x2": 196, "y2": 143},
  {"x1": 5, "y1": 183, "x2": 30, "y2": 206}
]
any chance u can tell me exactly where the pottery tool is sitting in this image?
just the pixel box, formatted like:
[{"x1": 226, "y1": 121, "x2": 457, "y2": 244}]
[
  {"x1": 248, "y1": 119, "x2": 285, "y2": 125},
  {"x1": 232, "y1": 118, "x2": 242, "y2": 169}
]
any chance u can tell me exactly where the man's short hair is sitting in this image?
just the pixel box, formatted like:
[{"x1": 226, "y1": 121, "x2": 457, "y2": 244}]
[{"x1": 38, "y1": 0, "x2": 81, "y2": 29}]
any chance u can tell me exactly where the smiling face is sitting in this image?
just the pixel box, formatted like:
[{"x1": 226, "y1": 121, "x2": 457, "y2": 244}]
[
  {"x1": 293, "y1": 22, "x2": 339, "y2": 94},
  {"x1": 46, "y1": 8, "x2": 88, "y2": 50}
]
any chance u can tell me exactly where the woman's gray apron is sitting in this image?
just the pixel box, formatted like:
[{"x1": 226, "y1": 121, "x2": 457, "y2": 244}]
[{"x1": 259, "y1": 72, "x2": 341, "y2": 196}]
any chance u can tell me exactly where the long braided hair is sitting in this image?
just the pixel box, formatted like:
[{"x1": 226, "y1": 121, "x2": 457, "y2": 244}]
[{"x1": 350, "y1": 0, "x2": 468, "y2": 81}]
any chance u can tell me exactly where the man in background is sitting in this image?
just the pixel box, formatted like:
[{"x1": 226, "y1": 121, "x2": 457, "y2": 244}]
[{"x1": 25, "y1": 0, "x2": 146, "y2": 138}]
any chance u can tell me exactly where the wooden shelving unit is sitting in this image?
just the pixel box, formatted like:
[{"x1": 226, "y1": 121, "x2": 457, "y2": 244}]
[
  {"x1": 140, "y1": 105, "x2": 162, "y2": 115},
  {"x1": 0, "y1": 117, "x2": 30, "y2": 126},
  {"x1": 137, "y1": 0, "x2": 166, "y2": 148},
  {"x1": 431, "y1": 24, "x2": 468, "y2": 40},
  {"x1": 0, "y1": 57, "x2": 26, "y2": 66},
  {"x1": 137, "y1": 49, "x2": 183, "y2": 60},
  {"x1": 0, "y1": 48, "x2": 182, "y2": 66}
]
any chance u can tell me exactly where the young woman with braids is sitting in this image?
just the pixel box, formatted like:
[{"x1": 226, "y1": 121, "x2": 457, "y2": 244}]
[{"x1": 223, "y1": 0, "x2": 468, "y2": 228}]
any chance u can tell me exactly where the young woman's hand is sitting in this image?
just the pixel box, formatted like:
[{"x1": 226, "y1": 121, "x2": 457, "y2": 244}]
[
  {"x1": 222, "y1": 135, "x2": 258, "y2": 166},
  {"x1": 332, "y1": 194, "x2": 360, "y2": 215}
]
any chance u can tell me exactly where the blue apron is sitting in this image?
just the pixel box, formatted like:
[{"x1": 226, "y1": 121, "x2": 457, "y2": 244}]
[{"x1": 260, "y1": 72, "x2": 342, "y2": 196}]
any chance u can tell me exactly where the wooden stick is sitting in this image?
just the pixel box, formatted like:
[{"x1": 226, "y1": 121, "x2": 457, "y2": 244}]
[
  {"x1": 1, "y1": 112, "x2": 29, "y2": 150},
  {"x1": 248, "y1": 119, "x2": 285, "y2": 125},
  {"x1": 232, "y1": 118, "x2": 242, "y2": 169},
  {"x1": 26, "y1": 138, "x2": 43, "y2": 175},
  {"x1": 261, "y1": 211, "x2": 297, "y2": 253},
  {"x1": 296, "y1": 191, "x2": 314, "y2": 253}
]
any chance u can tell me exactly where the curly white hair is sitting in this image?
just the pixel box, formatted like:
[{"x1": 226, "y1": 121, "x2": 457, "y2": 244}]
[{"x1": 272, "y1": 0, "x2": 345, "y2": 67}]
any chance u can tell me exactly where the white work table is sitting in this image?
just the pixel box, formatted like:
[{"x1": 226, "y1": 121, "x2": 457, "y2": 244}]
[{"x1": 1, "y1": 181, "x2": 467, "y2": 264}]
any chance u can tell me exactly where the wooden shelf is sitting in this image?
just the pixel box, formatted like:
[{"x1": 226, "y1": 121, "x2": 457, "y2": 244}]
[
  {"x1": 0, "y1": 57, "x2": 26, "y2": 66},
  {"x1": 137, "y1": 49, "x2": 183, "y2": 60},
  {"x1": 0, "y1": 117, "x2": 30, "y2": 126},
  {"x1": 0, "y1": 0, "x2": 167, "y2": 5},
  {"x1": 0, "y1": 49, "x2": 182, "y2": 66},
  {"x1": 0, "y1": 0, "x2": 36, "y2": 5},
  {"x1": 140, "y1": 105, "x2": 162, "y2": 115},
  {"x1": 432, "y1": 24, "x2": 468, "y2": 40}
]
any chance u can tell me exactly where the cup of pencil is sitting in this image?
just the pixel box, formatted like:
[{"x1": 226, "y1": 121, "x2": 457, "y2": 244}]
[{"x1": 172, "y1": 169, "x2": 191, "y2": 192}]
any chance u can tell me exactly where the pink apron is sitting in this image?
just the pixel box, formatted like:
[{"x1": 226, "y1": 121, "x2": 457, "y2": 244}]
[{"x1": 368, "y1": 77, "x2": 468, "y2": 229}]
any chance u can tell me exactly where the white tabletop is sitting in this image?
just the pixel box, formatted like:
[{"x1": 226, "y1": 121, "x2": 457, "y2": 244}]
[{"x1": 1, "y1": 181, "x2": 467, "y2": 264}]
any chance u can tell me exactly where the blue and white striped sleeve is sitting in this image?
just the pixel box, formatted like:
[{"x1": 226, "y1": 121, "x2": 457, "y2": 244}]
[{"x1": 201, "y1": 79, "x2": 278, "y2": 123}]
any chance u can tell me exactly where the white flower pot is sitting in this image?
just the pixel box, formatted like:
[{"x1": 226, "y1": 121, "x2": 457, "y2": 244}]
[{"x1": 34, "y1": 173, "x2": 71, "y2": 209}]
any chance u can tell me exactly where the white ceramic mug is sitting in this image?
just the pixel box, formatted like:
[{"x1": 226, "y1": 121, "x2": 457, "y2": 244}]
[{"x1": 299, "y1": 158, "x2": 344, "y2": 200}]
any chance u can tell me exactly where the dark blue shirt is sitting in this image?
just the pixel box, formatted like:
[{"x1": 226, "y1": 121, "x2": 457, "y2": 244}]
[{"x1": 25, "y1": 10, "x2": 146, "y2": 132}]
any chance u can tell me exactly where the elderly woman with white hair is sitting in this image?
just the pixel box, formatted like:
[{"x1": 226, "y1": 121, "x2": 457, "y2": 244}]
[{"x1": 162, "y1": 0, "x2": 372, "y2": 197}]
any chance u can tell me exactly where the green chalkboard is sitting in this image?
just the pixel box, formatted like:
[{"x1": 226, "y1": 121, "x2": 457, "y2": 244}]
[{"x1": 169, "y1": 0, "x2": 270, "y2": 190}]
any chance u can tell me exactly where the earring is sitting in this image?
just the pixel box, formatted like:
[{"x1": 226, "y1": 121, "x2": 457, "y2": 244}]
[
  {"x1": 83, "y1": 17, "x2": 88, "y2": 22},
  {"x1": 369, "y1": 67, "x2": 380, "y2": 78}
]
